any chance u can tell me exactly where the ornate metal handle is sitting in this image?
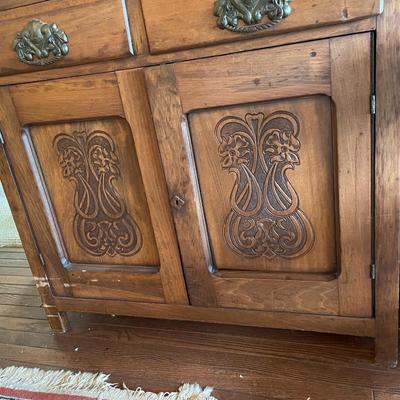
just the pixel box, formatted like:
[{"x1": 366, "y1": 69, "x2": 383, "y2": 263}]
[
  {"x1": 214, "y1": 0, "x2": 292, "y2": 33},
  {"x1": 13, "y1": 19, "x2": 69, "y2": 65}
]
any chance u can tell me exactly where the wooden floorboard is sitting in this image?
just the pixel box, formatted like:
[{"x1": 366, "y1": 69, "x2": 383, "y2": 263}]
[
  {"x1": 0, "y1": 275, "x2": 35, "y2": 285},
  {"x1": 0, "y1": 284, "x2": 38, "y2": 296},
  {"x1": 0, "y1": 249, "x2": 398, "y2": 399}
]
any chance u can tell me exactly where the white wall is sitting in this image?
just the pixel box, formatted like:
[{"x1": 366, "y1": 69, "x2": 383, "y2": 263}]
[{"x1": 0, "y1": 182, "x2": 21, "y2": 247}]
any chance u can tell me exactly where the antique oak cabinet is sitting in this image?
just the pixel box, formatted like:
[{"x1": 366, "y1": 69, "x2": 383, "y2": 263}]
[{"x1": 0, "y1": 0, "x2": 398, "y2": 366}]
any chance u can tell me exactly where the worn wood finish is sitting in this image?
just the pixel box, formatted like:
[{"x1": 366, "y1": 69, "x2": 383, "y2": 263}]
[
  {"x1": 212, "y1": 277, "x2": 339, "y2": 314},
  {"x1": 330, "y1": 33, "x2": 373, "y2": 317},
  {"x1": 147, "y1": 34, "x2": 373, "y2": 318},
  {"x1": 125, "y1": 0, "x2": 150, "y2": 55},
  {"x1": 175, "y1": 40, "x2": 331, "y2": 112},
  {"x1": 0, "y1": 72, "x2": 189, "y2": 311},
  {"x1": 0, "y1": 276, "x2": 34, "y2": 285},
  {"x1": 0, "y1": 0, "x2": 47, "y2": 11},
  {"x1": 66, "y1": 269, "x2": 165, "y2": 303},
  {"x1": 374, "y1": 0, "x2": 400, "y2": 367},
  {"x1": 0, "y1": 293, "x2": 40, "y2": 306},
  {"x1": 0, "y1": 18, "x2": 376, "y2": 87},
  {"x1": 54, "y1": 296, "x2": 375, "y2": 337},
  {"x1": 0, "y1": 136, "x2": 69, "y2": 331},
  {"x1": 0, "y1": 267, "x2": 33, "y2": 276},
  {"x1": 0, "y1": 87, "x2": 71, "y2": 298},
  {"x1": 116, "y1": 69, "x2": 188, "y2": 304},
  {"x1": 0, "y1": 285, "x2": 37, "y2": 295},
  {"x1": 141, "y1": 0, "x2": 381, "y2": 53},
  {"x1": 145, "y1": 65, "x2": 218, "y2": 307},
  {"x1": 375, "y1": 394, "x2": 400, "y2": 400},
  {"x1": 4, "y1": 257, "x2": 400, "y2": 399},
  {"x1": 10, "y1": 73, "x2": 124, "y2": 125},
  {"x1": 0, "y1": 0, "x2": 133, "y2": 76},
  {"x1": 0, "y1": 0, "x2": 397, "y2": 367}
]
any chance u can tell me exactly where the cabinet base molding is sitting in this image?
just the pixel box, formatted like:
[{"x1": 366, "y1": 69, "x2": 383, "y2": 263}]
[{"x1": 54, "y1": 297, "x2": 375, "y2": 338}]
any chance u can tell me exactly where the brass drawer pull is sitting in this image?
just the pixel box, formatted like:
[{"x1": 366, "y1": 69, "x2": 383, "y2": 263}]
[
  {"x1": 13, "y1": 19, "x2": 69, "y2": 65},
  {"x1": 214, "y1": 0, "x2": 292, "y2": 33}
]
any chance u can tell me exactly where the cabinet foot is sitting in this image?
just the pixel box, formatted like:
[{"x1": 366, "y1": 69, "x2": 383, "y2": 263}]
[
  {"x1": 375, "y1": 333, "x2": 399, "y2": 368},
  {"x1": 46, "y1": 311, "x2": 70, "y2": 333}
]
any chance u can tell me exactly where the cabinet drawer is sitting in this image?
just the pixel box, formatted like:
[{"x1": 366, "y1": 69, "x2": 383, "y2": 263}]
[
  {"x1": 141, "y1": 0, "x2": 382, "y2": 53},
  {"x1": 0, "y1": 0, "x2": 133, "y2": 76}
]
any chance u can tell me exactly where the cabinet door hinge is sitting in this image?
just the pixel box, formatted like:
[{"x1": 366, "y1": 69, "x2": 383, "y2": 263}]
[
  {"x1": 370, "y1": 263, "x2": 376, "y2": 280},
  {"x1": 0, "y1": 130, "x2": 4, "y2": 145},
  {"x1": 370, "y1": 94, "x2": 376, "y2": 115}
]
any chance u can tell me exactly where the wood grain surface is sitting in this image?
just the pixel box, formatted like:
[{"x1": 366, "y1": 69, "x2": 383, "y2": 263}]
[
  {"x1": 0, "y1": 0, "x2": 132, "y2": 76},
  {"x1": 147, "y1": 34, "x2": 373, "y2": 319},
  {"x1": 0, "y1": 72, "x2": 189, "y2": 308},
  {"x1": 175, "y1": 40, "x2": 331, "y2": 112},
  {"x1": 0, "y1": 18, "x2": 376, "y2": 87},
  {"x1": 374, "y1": 0, "x2": 400, "y2": 367},
  {"x1": 330, "y1": 33, "x2": 373, "y2": 318},
  {"x1": 141, "y1": 0, "x2": 381, "y2": 53}
]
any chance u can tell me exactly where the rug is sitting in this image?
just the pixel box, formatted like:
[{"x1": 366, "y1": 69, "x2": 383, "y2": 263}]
[
  {"x1": 0, "y1": 367, "x2": 218, "y2": 400},
  {"x1": 0, "y1": 183, "x2": 21, "y2": 247}
]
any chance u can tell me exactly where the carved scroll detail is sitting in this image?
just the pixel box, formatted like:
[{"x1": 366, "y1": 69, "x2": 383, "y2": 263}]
[
  {"x1": 214, "y1": 0, "x2": 292, "y2": 33},
  {"x1": 54, "y1": 130, "x2": 142, "y2": 257},
  {"x1": 216, "y1": 111, "x2": 314, "y2": 259}
]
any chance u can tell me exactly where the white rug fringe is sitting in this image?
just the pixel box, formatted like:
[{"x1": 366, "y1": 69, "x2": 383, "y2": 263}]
[{"x1": 0, "y1": 366, "x2": 218, "y2": 400}]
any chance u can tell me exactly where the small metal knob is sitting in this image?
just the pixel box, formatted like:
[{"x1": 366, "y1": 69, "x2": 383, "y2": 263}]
[
  {"x1": 13, "y1": 19, "x2": 69, "y2": 66},
  {"x1": 170, "y1": 195, "x2": 185, "y2": 210}
]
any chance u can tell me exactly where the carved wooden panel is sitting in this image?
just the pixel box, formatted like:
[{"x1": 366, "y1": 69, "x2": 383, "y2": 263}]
[
  {"x1": 26, "y1": 118, "x2": 159, "y2": 267},
  {"x1": 216, "y1": 111, "x2": 315, "y2": 260},
  {"x1": 54, "y1": 130, "x2": 142, "y2": 258},
  {"x1": 189, "y1": 95, "x2": 336, "y2": 273}
]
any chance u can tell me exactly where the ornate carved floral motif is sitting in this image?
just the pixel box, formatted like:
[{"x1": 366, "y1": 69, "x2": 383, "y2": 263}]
[
  {"x1": 214, "y1": 0, "x2": 292, "y2": 33},
  {"x1": 13, "y1": 19, "x2": 69, "y2": 65},
  {"x1": 216, "y1": 111, "x2": 314, "y2": 260},
  {"x1": 54, "y1": 130, "x2": 142, "y2": 257}
]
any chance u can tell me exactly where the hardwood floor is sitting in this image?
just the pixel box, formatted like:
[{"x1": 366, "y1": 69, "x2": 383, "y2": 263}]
[{"x1": 0, "y1": 247, "x2": 399, "y2": 400}]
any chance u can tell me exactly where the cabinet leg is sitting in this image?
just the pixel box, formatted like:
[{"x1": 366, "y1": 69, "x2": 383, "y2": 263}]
[
  {"x1": 46, "y1": 311, "x2": 70, "y2": 333},
  {"x1": 375, "y1": 327, "x2": 399, "y2": 368}
]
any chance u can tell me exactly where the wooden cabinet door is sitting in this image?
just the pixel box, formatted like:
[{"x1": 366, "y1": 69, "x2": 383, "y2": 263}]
[
  {"x1": 0, "y1": 70, "x2": 188, "y2": 305},
  {"x1": 145, "y1": 33, "x2": 373, "y2": 319}
]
